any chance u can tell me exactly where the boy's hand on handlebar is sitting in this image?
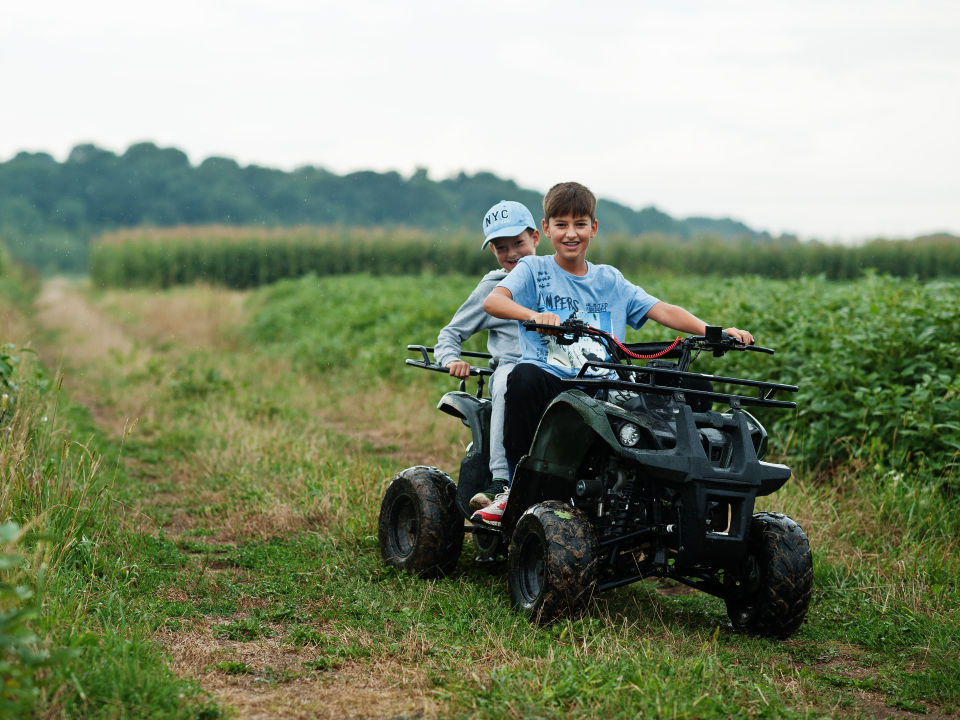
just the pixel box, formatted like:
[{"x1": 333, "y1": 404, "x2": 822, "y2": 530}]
[
  {"x1": 529, "y1": 312, "x2": 562, "y2": 335},
  {"x1": 724, "y1": 327, "x2": 754, "y2": 346},
  {"x1": 446, "y1": 360, "x2": 471, "y2": 379}
]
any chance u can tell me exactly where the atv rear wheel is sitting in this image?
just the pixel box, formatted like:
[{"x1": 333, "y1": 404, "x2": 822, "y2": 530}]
[
  {"x1": 378, "y1": 466, "x2": 464, "y2": 578},
  {"x1": 508, "y1": 501, "x2": 598, "y2": 623},
  {"x1": 725, "y1": 511, "x2": 813, "y2": 639}
]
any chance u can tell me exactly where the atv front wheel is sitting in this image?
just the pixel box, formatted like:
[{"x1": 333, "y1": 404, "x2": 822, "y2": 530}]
[
  {"x1": 378, "y1": 466, "x2": 464, "y2": 578},
  {"x1": 508, "y1": 501, "x2": 598, "y2": 623},
  {"x1": 725, "y1": 511, "x2": 813, "y2": 639}
]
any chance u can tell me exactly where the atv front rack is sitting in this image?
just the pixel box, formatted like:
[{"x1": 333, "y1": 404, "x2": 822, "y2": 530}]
[
  {"x1": 517, "y1": 321, "x2": 798, "y2": 410},
  {"x1": 568, "y1": 360, "x2": 798, "y2": 409},
  {"x1": 406, "y1": 345, "x2": 494, "y2": 398}
]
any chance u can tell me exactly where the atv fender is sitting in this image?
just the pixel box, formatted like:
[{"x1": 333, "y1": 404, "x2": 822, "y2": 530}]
[
  {"x1": 525, "y1": 390, "x2": 625, "y2": 476},
  {"x1": 437, "y1": 392, "x2": 494, "y2": 517},
  {"x1": 502, "y1": 390, "x2": 644, "y2": 535},
  {"x1": 437, "y1": 391, "x2": 491, "y2": 455}
]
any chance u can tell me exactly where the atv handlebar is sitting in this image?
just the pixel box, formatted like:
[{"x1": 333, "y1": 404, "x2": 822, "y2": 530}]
[
  {"x1": 690, "y1": 332, "x2": 775, "y2": 355},
  {"x1": 520, "y1": 320, "x2": 775, "y2": 358},
  {"x1": 405, "y1": 321, "x2": 792, "y2": 406}
]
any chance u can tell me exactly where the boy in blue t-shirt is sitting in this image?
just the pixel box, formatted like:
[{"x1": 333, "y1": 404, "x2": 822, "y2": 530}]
[{"x1": 472, "y1": 182, "x2": 755, "y2": 526}]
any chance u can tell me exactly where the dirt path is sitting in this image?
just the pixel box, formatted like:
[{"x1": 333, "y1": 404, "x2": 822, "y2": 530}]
[
  {"x1": 34, "y1": 277, "x2": 133, "y2": 365},
  {"x1": 31, "y1": 278, "x2": 436, "y2": 720}
]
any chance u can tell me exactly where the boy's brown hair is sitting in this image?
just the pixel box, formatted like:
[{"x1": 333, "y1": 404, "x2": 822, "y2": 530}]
[{"x1": 542, "y1": 182, "x2": 597, "y2": 222}]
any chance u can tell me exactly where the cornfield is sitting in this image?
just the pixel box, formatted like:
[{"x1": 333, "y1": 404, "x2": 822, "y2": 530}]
[{"x1": 90, "y1": 226, "x2": 960, "y2": 288}]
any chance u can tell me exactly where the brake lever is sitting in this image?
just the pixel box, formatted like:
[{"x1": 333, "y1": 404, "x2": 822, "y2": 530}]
[{"x1": 720, "y1": 333, "x2": 775, "y2": 355}]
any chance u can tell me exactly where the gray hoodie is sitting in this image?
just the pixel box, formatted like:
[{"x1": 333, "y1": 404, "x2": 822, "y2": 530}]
[{"x1": 434, "y1": 269, "x2": 521, "y2": 369}]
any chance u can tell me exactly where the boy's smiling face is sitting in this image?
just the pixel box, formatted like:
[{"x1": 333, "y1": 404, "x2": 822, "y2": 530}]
[
  {"x1": 489, "y1": 229, "x2": 540, "y2": 271},
  {"x1": 543, "y1": 213, "x2": 598, "y2": 267}
]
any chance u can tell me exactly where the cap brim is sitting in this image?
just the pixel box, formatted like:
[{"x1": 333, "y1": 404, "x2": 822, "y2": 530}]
[{"x1": 480, "y1": 224, "x2": 534, "y2": 250}]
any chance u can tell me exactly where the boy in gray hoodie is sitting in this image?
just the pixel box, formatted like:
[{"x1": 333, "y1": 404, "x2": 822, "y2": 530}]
[{"x1": 433, "y1": 201, "x2": 540, "y2": 510}]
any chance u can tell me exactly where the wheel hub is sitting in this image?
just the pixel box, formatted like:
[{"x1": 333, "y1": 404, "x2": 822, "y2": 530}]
[
  {"x1": 518, "y1": 534, "x2": 546, "y2": 604},
  {"x1": 389, "y1": 496, "x2": 418, "y2": 557}
]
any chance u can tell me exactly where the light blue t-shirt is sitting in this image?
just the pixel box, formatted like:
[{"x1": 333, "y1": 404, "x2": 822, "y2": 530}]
[{"x1": 498, "y1": 255, "x2": 660, "y2": 379}]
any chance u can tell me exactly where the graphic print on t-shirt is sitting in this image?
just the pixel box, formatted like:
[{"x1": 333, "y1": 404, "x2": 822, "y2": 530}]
[{"x1": 533, "y1": 297, "x2": 613, "y2": 376}]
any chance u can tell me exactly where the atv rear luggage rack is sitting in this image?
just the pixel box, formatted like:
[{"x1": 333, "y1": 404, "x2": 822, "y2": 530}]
[{"x1": 405, "y1": 345, "x2": 494, "y2": 396}]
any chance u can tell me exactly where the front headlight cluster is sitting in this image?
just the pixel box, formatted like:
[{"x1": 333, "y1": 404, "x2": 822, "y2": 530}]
[{"x1": 618, "y1": 422, "x2": 641, "y2": 447}]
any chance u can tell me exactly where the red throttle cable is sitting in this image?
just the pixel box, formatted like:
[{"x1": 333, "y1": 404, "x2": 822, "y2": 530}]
[{"x1": 585, "y1": 327, "x2": 683, "y2": 360}]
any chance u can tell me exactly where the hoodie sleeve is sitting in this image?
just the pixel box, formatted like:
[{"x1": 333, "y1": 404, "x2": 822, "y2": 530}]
[{"x1": 434, "y1": 276, "x2": 500, "y2": 369}]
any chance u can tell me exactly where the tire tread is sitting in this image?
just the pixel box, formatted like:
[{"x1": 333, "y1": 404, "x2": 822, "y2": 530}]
[
  {"x1": 378, "y1": 466, "x2": 464, "y2": 578},
  {"x1": 727, "y1": 511, "x2": 813, "y2": 639},
  {"x1": 508, "y1": 500, "x2": 598, "y2": 623}
]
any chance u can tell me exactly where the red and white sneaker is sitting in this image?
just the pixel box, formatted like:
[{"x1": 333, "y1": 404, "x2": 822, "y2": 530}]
[{"x1": 470, "y1": 490, "x2": 509, "y2": 527}]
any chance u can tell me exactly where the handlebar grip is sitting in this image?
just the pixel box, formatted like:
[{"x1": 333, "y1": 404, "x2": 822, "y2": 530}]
[
  {"x1": 722, "y1": 331, "x2": 762, "y2": 350},
  {"x1": 522, "y1": 321, "x2": 568, "y2": 332}
]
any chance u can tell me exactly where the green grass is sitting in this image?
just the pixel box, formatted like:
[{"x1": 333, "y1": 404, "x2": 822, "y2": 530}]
[
  {"x1": 0, "y1": 369, "x2": 220, "y2": 717},
  {"x1": 4, "y1": 273, "x2": 958, "y2": 718}
]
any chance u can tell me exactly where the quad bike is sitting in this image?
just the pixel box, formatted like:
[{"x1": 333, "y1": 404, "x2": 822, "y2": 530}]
[{"x1": 378, "y1": 322, "x2": 813, "y2": 639}]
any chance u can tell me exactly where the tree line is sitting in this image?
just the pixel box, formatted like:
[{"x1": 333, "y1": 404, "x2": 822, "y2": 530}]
[{"x1": 0, "y1": 142, "x2": 762, "y2": 273}]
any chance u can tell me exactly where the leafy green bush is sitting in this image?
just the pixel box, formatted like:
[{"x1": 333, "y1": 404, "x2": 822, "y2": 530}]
[
  {"x1": 247, "y1": 272, "x2": 487, "y2": 378},
  {"x1": 247, "y1": 272, "x2": 960, "y2": 483},
  {"x1": 0, "y1": 360, "x2": 107, "y2": 715},
  {"x1": 0, "y1": 522, "x2": 75, "y2": 718},
  {"x1": 0, "y1": 344, "x2": 37, "y2": 397},
  {"x1": 648, "y1": 274, "x2": 960, "y2": 481},
  {"x1": 0, "y1": 344, "x2": 21, "y2": 394}
]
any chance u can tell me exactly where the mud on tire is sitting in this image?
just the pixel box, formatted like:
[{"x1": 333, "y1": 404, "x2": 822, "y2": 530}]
[
  {"x1": 725, "y1": 511, "x2": 813, "y2": 639},
  {"x1": 378, "y1": 466, "x2": 464, "y2": 578},
  {"x1": 508, "y1": 501, "x2": 598, "y2": 623}
]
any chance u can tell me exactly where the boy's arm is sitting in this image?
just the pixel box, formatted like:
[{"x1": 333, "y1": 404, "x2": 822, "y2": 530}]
[
  {"x1": 483, "y1": 288, "x2": 561, "y2": 333},
  {"x1": 436, "y1": 280, "x2": 499, "y2": 378},
  {"x1": 433, "y1": 278, "x2": 510, "y2": 380},
  {"x1": 646, "y1": 302, "x2": 754, "y2": 345}
]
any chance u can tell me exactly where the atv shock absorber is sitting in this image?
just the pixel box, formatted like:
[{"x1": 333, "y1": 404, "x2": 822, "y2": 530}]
[
  {"x1": 610, "y1": 466, "x2": 635, "y2": 535},
  {"x1": 603, "y1": 466, "x2": 637, "y2": 570}
]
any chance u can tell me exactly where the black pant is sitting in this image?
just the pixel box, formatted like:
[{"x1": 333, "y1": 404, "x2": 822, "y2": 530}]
[{"x1": 502, "y1": 363, "x2": 569, "y2": 464}]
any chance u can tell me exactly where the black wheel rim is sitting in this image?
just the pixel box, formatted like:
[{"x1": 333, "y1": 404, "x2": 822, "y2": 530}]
[
  {"x1": 389, "y1": 496, "x2": 418, "y2": 558},
  {"x1": 517, "y1": 532, "x2": 546, "y2": 604},
  {"x1": 474, "y1": 531, "x2": 499, "y2": 554},
  {"x1": 725, "y1": 557, "x2": 761, "y2": 628},
  {"x1": 730, "y1": 600, "x2": 758, "y2": 627}
]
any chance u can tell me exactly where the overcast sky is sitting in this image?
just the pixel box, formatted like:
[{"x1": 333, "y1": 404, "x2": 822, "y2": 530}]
[{"x1": 2, "y1": 0, "x2": 958, "y2": 239}]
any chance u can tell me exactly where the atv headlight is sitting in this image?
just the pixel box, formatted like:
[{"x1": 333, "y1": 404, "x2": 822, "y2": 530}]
[{"x1": 618, "y1": 423, "x2": 641, "y2": 447}]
